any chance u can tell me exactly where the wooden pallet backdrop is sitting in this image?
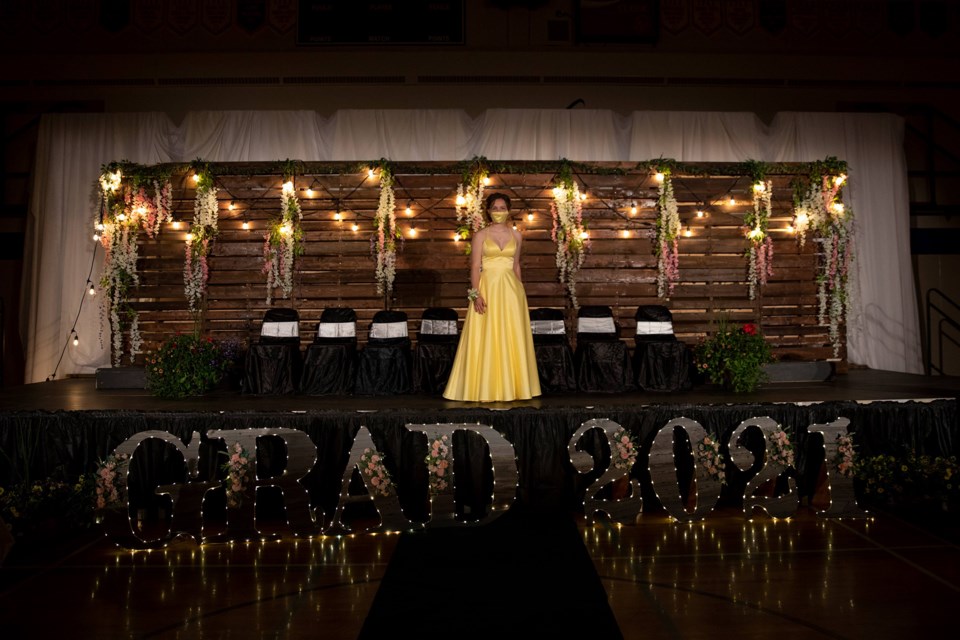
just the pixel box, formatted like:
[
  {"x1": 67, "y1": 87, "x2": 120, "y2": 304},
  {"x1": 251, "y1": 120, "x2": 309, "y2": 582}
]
[{"x1": 130, "y1": 162, "x2": 840, "y2": 364}]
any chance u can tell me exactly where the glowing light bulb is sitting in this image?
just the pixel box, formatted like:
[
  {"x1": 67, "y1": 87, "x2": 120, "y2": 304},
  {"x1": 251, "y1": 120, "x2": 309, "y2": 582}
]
[
  {"x1": 579, "y1": 191, "x2": 588, "y2": 201},
  {"x1": 753, "y1": 182, "x2": 766, "y2": 192},
  {"x1": 834, "y1": 175, "x2": 846, "y2": 186},
  {"x1": 622, "y1": 229, "x2": 631, "y2": 238},
  {"x1": 305, "y1": 188, "x2": 314, "y2": 197},
  {"x1": 527, "y1": 213, "x2": 534, "y2": 222},
  {"x1": 405, "y1": 205, "x2": 413, "y2": 216},
  {"x1": 409, "y1": 227, "x2": 417, "y2": 238},
  {"x1": 367, "y1": 168, "x2": 376, "y2": 179},
  {"x1": 795, "y1": 212, "x2": 809, "y2": 225},
  {"x1": 73, "y1": 334, "x2": 79, "y2": 346},
  {"x1": 579, "y1": 230, "x2": 589, "y2": 240},
  {"x1": 482, "y1": 176, "x2": 490, "y2": 185},
  {"x1": 171, "y1": 221, "x2": 181, "y2": 229},
  {"x1": 729, "y1": 197, "x2": 737, "y2": 206},
  {"x1": 192, "y1": 174, "x2": 200, "y2": 183},
  {"x1": 748, "y1": 227, "x2": 763, "y2": 241},
  {"x1": 453, "y1": 233, "x2": 460, "y2": 242},
  {"x1": 186, "y1": 232, "x2": 194, "y2": 242},
  {"x1": 88, "y1": 284, "x2": 96, "y2": 296},
  {"x1": 351, "y1": 223, "x2": 359, "y2": 232},
  {"x1": 455, "y1": 194, "x2": 466, "y2": 206},
  {"x1": 96, "y1": 223, "x2": 105, "y2": 231},
  {"x1": 228, "y1": 202, "x2": 235, "y2": 211},
  {"x1": 92, "y1": 233, "x2": 100, "y2": 241},
  {"x1": 512, "y1": 224, "x2": 517, "y2": 231},
  {"x1": 630, "y1": 204, "x2": 637, "y2": 215},
  {"x1": 655, "y1": 172, "x2": 665, "y2": 182},
  {"x1": 282, "y1": 180, "x2": 294, "y2": 194},
  {"x1": 552, "y1": 186, "x2": 562, "y2": 197},
  {"x1": 334, "y1": 212, "x2": 342, "y2": 221},
  {"x1": 280, "y1": 223, "x2": 293, "y2": 236},
  {"x1": 684, "y1": 228, "x2": 693, "y2": 238},
  {"x1": 241, "y1": 221, "x2": 250, "y2": 230},
  {"x1": 832, "y1": 203, "x2": 845, "y2": 214},
  {"x1": 696, "y1": 210, "x2": 705, "y2": 218},
  {"x1": 786, "y1": 225, "x2": 795, "y2": 233}
]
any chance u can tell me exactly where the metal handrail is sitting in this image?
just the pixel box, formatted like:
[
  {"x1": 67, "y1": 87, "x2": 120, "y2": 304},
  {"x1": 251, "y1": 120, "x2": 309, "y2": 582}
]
[{"x1": 925, "y1": 288, "x2": 960, "y2": 375}]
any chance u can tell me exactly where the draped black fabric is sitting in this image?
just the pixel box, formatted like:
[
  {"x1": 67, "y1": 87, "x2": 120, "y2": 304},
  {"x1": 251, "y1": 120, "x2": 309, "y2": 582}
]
[
  {"x1": 242, "y1": 344, "x2": 302, "y2": 394},
  {"x1": 319, "y1": 307, "x2": 357, "y2": 324},
  {"x1": 301, "y1": 343, "x2": 357, "y2": 395},
  {"x1": 575, "y1": 341, "x2": 636, "y2": 393},
  {"x1": 414, "y1": 342, "x2": 457, "y2": 394},
  {"x1": 633, "y1": 339, "x2": 694, "y2": 392},
  {"x1": 355, "y1": 341, "x2": 413, "y2": 395},
  {"x1": 2, "y1": 400, "x2": 957, "y2": 515},
  {"x1": 533, "y1": 343, "x2": 576, "y2": 394}
]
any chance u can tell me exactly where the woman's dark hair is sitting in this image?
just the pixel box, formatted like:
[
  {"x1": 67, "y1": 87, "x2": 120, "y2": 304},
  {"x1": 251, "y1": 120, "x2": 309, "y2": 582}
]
[{"x1": 485, "y1": 193, "x2": 511, "y2": 211}]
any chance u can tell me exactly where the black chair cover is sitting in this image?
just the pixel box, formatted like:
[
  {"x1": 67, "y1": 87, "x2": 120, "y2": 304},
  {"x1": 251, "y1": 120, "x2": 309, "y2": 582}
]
[
  {"x1": 243, "y1": 308, "x2": 302, "y2": 394},
  {"x1": 356, "y1": 310, "x2": 412, "y2": 395},
  {"x1": 301, "y1": 307, "x2": 358, "y2": 395},
  {"x1": 243, "y1": 343, "x2": 302, "y2": 394},
  {"x1": 574, "y1": 305, "x2": 634, "y2": 392},
  {"x1": 530, "y1": 308, "x2": 576, "y2": 393},
  {"x1": 259, "y1": 307, "x2": 301, "y2": 345},
  {"x1": 631, "y1": 305, "x2": 693, "y2": 392},
  {"x1": 415, "y1": 307, "x2": 459, "y2": 394}
]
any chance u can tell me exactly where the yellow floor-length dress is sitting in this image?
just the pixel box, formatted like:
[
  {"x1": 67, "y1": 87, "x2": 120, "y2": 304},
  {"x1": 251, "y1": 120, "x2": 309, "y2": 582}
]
[{"x1": 443, "y1": 236, "x2": 542, "y2": 402}]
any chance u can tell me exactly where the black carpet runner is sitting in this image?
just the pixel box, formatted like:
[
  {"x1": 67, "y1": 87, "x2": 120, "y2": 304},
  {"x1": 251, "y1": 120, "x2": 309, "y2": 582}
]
[{"x1": 359, "y1": 509, "x2": 622, "y2": 639}]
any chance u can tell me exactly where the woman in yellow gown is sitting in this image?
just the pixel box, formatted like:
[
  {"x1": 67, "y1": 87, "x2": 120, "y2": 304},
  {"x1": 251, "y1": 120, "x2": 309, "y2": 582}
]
[{"x1": 443, "y1": 193, "x2": 542, "y2": 402}]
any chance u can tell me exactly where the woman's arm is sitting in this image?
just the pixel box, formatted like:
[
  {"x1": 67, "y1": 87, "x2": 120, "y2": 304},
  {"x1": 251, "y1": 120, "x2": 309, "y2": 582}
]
[{"x1": 470, "y1": 230, "x2": 486, "y2": 314}]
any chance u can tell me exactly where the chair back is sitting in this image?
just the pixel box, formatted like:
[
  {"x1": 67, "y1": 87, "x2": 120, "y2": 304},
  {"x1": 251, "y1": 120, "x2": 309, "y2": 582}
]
[{"x1": 260, "y1": 308, "x2": 300, "y2": 345}]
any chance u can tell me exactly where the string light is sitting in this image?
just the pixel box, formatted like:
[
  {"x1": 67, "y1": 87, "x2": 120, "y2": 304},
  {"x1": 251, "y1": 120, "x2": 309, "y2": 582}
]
[
  {"x1": 87, "y1": 281, "x2": 96, "y2": 296},
  {"x1": 579, "y1": 230, "x2": 589, "y2": 240},
  {"x1": 696, "y1": 210, "x2": 705, "y2": 218},
  {"x1": 527, "y1": 212, "x2": 534, "y2": 222},
  {"x1": 728, "y1": 197, "x2": 737, "y2": 206},
  {"x1": 455, "y1": 194, "x2": 466, "y2": 206},
  {"x1": 655, "y1": 172, "x2": 665, "y2": 182},
  {"x1": 334, "y1": 212, "x2": 342, "y2": 222},
  {"x1": 409, "y1": 227, "x2": 417, "y2": 238},
  {"x1": 405, "y1": 202, "x2": 413, "y2": 216},
  {"x1": 192, "y1": 173, "x2": 200, "y2": 183},
  {"x1": 622, "y1": 229, "x2": 631, "y2": 238},
  {"x1": 305, "y1": 188, "x2": 314, "y2": 197},
  {"x1": 482, "y1": 176, "x2": 491, "y2": 185},
  {"x1": 280, "y1": 223, "x2": 293, "y2": 236},
  {"x1": 72, "y1": 331, "x2": 79, "y2": 346},
  {"x1": 186, "y1": 232, "x2": 194, "y2": 242},
  {"x1": 228, "y1": 201, "x2": 236, "y2": 211},
  {"x1": 786, "y1": 225, "x2": 795, "y2": 234},
  {"x1": 753, "y1": 182, "x2": 766, "y2": 193},
  {"x1": 92, "y1": 233, "x2": 100, "y2": 242},
  {"x1": 242, "y1": 221, "x2": 250, "y2": 230},
  {"x1": 367, "y1": 168, "x2": 376, "y2": 179},
  {"x1": 834, "y1": 175, "x2": 846, "y2": 186},
  {"x1": 351, "y1": 223, "x2": 359, "y2": 232},
  {"x1": 630, "y1": 202, "x2": 637, "y2": 215},
  {"x1": 171, "y1": 220, "x2": 181, "y2": 229},
  {"x1": 453, "y1": 233, "x2": 460, "y2": 242},
  {"x1": 683, "y1": 228, "x2": 693, "y2": 238},
  {"x1": 579, "y1": 191, "x2": 588, "y2": 201},
  {"x1": 832, "y1": 203, "x2": 845, "y2": 214},
  {"x1": 282, "y1": 180, "x2": 294, "y2": 195}
]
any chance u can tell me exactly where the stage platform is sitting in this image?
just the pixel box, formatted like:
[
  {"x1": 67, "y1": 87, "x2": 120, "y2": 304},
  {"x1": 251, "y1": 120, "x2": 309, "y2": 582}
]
[{"x1": 1, "y1": 369, "x2": 957, "y2": 519}]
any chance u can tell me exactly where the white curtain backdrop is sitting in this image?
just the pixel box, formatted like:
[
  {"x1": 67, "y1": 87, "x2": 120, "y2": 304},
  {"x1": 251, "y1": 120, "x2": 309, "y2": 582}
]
[{"x1": 22, "y1": 109, "x2": 923, "y2": 382}]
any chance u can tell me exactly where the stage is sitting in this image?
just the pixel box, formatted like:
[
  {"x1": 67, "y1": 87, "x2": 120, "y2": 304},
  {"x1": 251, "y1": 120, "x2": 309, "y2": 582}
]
[{"x1": 0, "y1": 369, "x2": 957, "y2": 520}]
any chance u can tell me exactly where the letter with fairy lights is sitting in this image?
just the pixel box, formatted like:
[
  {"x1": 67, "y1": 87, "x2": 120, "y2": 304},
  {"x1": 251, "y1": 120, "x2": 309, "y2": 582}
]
[
  {"x1": 326, "y1": 426, "x2": 412, "y2": 535},
  {"x1": 100, "y1": 430, "x2": 211, "y2": 549},
  {"x1": 406, "y1": 423, "x2": 519, "y2": 528},
  {"x1": 205, "y1": 428, "x2": 318, "y2": 541},
  {"x1": 647, "y1": 418, "x2": 724, "y2": 522},
  {"x1": 807, "y1": 418, "x2": 869, "y2": 518},
  {"x1": 568, "y1": 419, "x2": 642, "y2": 523},
  {"x1": 728, "y1": 417, "x2": 799, "y2": 519}
]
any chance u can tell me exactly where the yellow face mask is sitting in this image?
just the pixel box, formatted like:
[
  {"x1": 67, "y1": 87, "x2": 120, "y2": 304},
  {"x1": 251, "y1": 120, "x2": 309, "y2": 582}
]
[{"x1": 490, "y1": 211, "x2": 509, "y2": 224}]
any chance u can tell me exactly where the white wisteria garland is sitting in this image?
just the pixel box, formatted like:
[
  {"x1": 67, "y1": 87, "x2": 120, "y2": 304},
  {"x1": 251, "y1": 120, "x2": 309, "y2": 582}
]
[
  {"x1": 455, "y1": 170, "x2": 487, "y2": 234},
  {"x1": 263, "y1": 179, "x2": 304, "y2": 304},
  {"x1": 550, "y1": 175, "x2": 589, "y2": 308},
  {"x1": 373, "y1": 166, "x2": 399, "y2": 297},
  {"x1": 184, "y1": 170, "x2": 218, "y2": 313},
  {"x1": 746, "y1": 180, "x2": 774, "y2": 300},
  {"x1": 655, "y1": 172, "x2": 681, "y2": 298}
]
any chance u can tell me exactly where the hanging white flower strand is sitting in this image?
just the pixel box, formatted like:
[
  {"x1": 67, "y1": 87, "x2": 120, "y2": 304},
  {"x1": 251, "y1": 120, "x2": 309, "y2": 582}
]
[
  {"x1": 455, "y1": 166, "x2": 487, "y2": 235},
  {"x1": 792, "y1": 160, "x2": 852, "y2": 357},
  {"x1": 550, "y1": 165, "x2": 589, "y2": 308},
  {"x1": 745, "y1": 178, "x2": 774, "y2": 300},
  {"x1": 655, "y1": 169, "x2": 681, "y2": 298},
  {"x1": 184, "y1": 166, "x2": 218, "y2": 314},
  {"x1": 96, "y1": 166, "x2": 142, "y2": 366},
  {"x1": 263, "y1": 177, "x2": 304, "y2": 304},
  {"x1": 373, "y1": 165, "x2": 399, "y2": 297}
]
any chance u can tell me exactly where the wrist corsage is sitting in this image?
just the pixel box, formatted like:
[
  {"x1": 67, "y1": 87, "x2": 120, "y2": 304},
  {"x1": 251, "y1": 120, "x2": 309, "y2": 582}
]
[{"x1": 467, "y1": 288, "x2": 480, "y2": 302}]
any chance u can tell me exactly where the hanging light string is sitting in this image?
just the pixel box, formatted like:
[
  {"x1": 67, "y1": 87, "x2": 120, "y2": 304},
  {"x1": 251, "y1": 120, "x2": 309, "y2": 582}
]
[{"x1": 47, "y1": 236, "x2": 101, "y2": 381}]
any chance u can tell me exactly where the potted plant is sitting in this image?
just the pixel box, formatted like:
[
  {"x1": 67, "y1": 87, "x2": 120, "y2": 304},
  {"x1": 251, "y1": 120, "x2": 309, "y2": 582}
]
[
  {"x1": 695, "y1": 319, "x2": 774, "y2": 393},
  {"x1": 145, "y1": 334, "x2": 241, "y2": 398}
]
